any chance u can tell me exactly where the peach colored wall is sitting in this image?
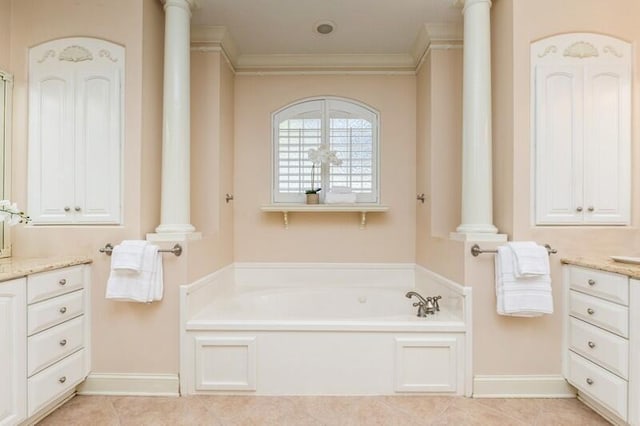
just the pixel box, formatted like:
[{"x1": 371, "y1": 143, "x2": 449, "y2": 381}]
[
  {"x1": 7, "y1": 0, "x2": 182, "y2": 374},
  {"x1": 234, "y1": 74, "x2": 416, "y2": 263},
  {"x1": 473, "y1": 0, "x2": 640, "y2": 376},
  {"x1": 0, "y1": 0, "x2": 10, "y2": 70},
  {"x1": 415, "y1": 49, "x2": 465, "y2": 283},
  {"x1": 188, "y1": 50, "x2": 234, "y2": 282}
]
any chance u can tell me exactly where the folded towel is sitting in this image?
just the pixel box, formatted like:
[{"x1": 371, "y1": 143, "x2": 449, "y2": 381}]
[
  {"x1": 507, "y1": 241, "x2": 550, "y2": 277},
  {"x1": 106, "y1": 244, "x2": 164, "y2": 303},
  {"x1": 111, "y1": 240, "x2": 149, "y2": 272},
  {"x1": 325, "y1": 187, "x2": 357, "y2": 204},
  {"x1": 495, "y1": 246, "x2": 553, "y2": 317}
]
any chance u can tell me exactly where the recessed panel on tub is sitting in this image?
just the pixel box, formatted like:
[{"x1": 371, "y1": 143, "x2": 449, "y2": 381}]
[
  {"x1": 395, "y1": 337, "x2": 458, "y2": 393},
  {"x1": 194, "y1": 336, "x2": 256, "y2": 391}
]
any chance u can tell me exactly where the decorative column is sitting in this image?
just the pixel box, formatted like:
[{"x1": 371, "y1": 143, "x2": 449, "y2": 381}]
[
  {"x1": 453, "y1": 0, "x2": 503, "y2": 240},
  {"x1": 151, "y1": 0, "x2": 200, "y2": 240}
]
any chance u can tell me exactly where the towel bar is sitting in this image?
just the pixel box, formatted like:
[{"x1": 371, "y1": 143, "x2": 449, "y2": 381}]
[
  {"x1": 99, "y1": 243, "x2": 183, "y2": 257},
  {"x1": 471, "y1": 243, "x2": 556, "y2": 257}
]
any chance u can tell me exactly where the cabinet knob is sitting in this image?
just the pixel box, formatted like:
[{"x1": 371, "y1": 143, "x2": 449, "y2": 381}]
[
  {"x1": 59, "y1": 278, "x2": 67, "y2": 286},
  {"x1": 58, "y1": 376, "x2": 67, "y2": 384},
  {"x1": 59, "y1": 339, "x2": 68, "y2": 346},
  {"x1": 576, "y1": 206, "x2": 583, "y2": 212},
  {"x1": 586, "y1": 378, "x2": 594, "y2": 385},
  {"x1": 588, "y1": 341, "x2": 596, "y2": 349},
  {"x1": 587, "y1": 206, "x2": 594, "y2": 212},
  {"x1": 59, "y1": 306, "x2": 67, "y2": 314},
  {"x1": 64, "y1": 206, "x2": 71, "y2": 212},
  {"x1": 75, "y1": 206, "x2": 81, "y2": 212},
  {"x1": 587, "y1": 308, "x2": 595, "y2": 315},
  {"x1": 587, "y1": 279, "x2": 596, "y2": 286}
]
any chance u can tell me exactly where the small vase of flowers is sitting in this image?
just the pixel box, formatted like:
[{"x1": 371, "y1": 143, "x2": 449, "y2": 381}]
[
  {"x1": 0, "y1": 200, "x2": 30, "y2": 225},
  {"x1": 306, "y1": 144, "x2": 342, "y2": 204}
]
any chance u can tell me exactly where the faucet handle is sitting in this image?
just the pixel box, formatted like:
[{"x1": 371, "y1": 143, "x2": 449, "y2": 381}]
[{"x1": 432, "y1": 295, "x2": 442, "y2": 311}]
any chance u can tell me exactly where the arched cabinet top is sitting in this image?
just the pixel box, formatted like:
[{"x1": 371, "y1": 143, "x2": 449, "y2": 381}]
[
  {"x1": 531, "y1": 32, "x2": 630, "y2": 64},
  {"x1": 29, "y1": 37, "x2": 124, "y2": 66}
]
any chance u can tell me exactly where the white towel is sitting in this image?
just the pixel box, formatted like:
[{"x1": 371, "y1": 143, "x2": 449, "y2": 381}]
[
  {"x1": 507, "y1": 241, "x2": 550, "y2": 277},
  {"x1": 111, "y1": 240, "x2": 148, "y2": 272},
  {"x1": 105, "y1": 244, "x2": 164, "y2": 303},
  {"x1": 495, "y1": 246, "x2": 553, "y2": 317}
]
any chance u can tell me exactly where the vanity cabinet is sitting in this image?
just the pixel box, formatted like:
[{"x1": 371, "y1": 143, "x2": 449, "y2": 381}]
[
  {"x1": 0, "y1": 279, "x2": 27, "y2": 426},
  {"x1": 0, "y1": 262, "x2": 91, "y2": 426},
  {"x1": 562, "y1": 264, "x2": 639, "y2": 425},
  {"x1": 532, "y1": 33, "x2": 631, "y2": 225},
  {"x1": 28, "y1": 37, "x2": 123, "y2": 225}
]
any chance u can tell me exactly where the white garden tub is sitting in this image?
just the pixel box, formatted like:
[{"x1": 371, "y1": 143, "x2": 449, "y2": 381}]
[{"x1": 180, "y1": 264, "x2": 472, "y2": 396}]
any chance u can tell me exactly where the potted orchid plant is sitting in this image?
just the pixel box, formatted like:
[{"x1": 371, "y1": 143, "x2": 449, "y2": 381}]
[
  {"x1": 306, "y1": 144, "x2": 342, "y2": 204},
  {"x1": 0, "y1": 200, "x2": 30, "y2": 225}
]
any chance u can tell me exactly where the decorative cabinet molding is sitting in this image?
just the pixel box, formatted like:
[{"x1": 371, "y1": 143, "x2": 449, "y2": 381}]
[
  {"x1": 28, "y1": 37, "x2": 124, "y2": 225},
  {"x1": 532, "y1": 33, "x2": 631, "y2": 225}
]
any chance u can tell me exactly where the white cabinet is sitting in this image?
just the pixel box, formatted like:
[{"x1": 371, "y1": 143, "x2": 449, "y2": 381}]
[
  {"x1": 532, "y1": 33, "x2": 631, "y2": 225},
  {"x1": 28, "y1": 37, "x2": 123, "y2": 225},
  {"x1": 563, "y1": 265, "x2": 639, "y2": 425},
  {"x1": 0, "y1": 263, "x2": 91, "y2": 426},
  {"x1": 0, "y1": 279, "x2": 27, "y2": 426}
]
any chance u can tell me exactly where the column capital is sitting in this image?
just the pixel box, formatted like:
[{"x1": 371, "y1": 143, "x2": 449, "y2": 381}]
[
  {"x1": 458, "y1": 0, "x2": 492, "y2": 13},
  {"x1": 161, "y1": 0, "x2": 200, "y2": 12}
]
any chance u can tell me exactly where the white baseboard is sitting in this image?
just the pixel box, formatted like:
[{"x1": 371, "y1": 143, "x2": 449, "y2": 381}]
[
  {"x1": 77, "y1": 373, "x2": 180, "y2": 396},
  {"x1": 473, "y1": 375, "x2": 577, "y2": 398}
]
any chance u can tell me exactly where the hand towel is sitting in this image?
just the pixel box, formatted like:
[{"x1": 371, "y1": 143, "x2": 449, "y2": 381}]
[
  {"x1": 105, "y1": 244, "x2": 164, "y2": 303},
  {"x1": 111, "y1": 240, "x2": 149, "y2": 272},
  {"x1": 495, "y1": 246, "x2": 553, "y2": 317},
  {"x1": 507, "y1": 241, "x2": 550, "y2": 277}
]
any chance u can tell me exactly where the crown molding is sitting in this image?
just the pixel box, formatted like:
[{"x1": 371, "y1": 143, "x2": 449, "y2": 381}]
[
  {"x1": 191, "y1": 23, "x2": 462, "y2": 73},
  {"x1": 191, "y1": 26, "x2": 238, "y2": 65},
  {"x1": 412, "y1": 22, "x2": 463, "y2": 65}
]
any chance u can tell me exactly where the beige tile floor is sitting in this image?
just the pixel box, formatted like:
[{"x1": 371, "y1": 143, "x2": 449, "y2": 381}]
[{"x1": 38, "y1": 395, "x2": 611, "y2": 426}]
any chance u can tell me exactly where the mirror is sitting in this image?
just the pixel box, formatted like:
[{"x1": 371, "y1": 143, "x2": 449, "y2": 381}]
[{"x1": 0, "y1": 70, "x2": 12, "y2": 257}]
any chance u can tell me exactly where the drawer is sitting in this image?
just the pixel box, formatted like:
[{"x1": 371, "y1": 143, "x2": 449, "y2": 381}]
[
  {"x1": 569, "y1": 316, "x2": 628, "y2": 379},
  {"x1": 569, "y1": 290, "x2": 628, "y2": 338},
  {"x1": 569, "y1": 266, "x2": 628, "y2": 305},
  {"x1": 28, "y1": 289, "x2": 83, "y2": 336},
  {"x1": 567, "y1": 351, "x2": 627, "y2": 421},
  {"x1": 28, "y1": 265, "x2": 84, "y2": 304},
  {"x1": 28, "y1": 349, "x2": 86, "y2": 417},
  {"x1": 28, "y1": 316, "x2": 84, "y2": 377}
]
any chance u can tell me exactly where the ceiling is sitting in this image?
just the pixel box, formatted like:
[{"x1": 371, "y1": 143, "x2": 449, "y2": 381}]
[{"x1": 190, "y1": 0, "x2": 464, "y2": 70}]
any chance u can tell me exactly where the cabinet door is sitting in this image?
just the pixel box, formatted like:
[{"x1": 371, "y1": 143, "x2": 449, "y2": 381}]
[
  {"x1": 0, "y1": 279, "x2": 27, "y2": 426},
  {"x1": 74, "y1": 65, "x2": 122, "y2": 224},
  {"x1": 534, "y1": 64, "x2": 584, "y2": 224},
  {"x1": 28, "y1": 67, "x2": 76, "y2": 224},
  {"x1": 583, "y1": 64, "x2": 631, "y2": 224}
]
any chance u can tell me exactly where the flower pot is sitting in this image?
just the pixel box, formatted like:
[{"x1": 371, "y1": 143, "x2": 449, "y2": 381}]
[{"x1": 306, "y1": 193, "x2": 320, "y2": 204}]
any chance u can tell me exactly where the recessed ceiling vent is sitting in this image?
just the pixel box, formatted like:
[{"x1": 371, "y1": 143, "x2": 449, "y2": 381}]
[{"x1": 314, "y1": 20, "x2": 335, "y2": 35}]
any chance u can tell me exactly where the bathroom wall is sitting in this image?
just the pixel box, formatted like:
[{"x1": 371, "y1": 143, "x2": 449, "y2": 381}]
[
  {"x1": 470, "y1": 0, "x2": 640, "y2": 377},
  {"x1": 415, "y1": 48, "x2": 466, "y2": 283},
  {"x1": 6, "y1": 0, "x2": 182, "y2": 374},
  {"x1": 233, "y1": 74, "x2": 416, "y2": 263},
  {"x1": 188, "y1": 50, "x2": 235, "y2": 282},
  {"x1": 0, "y1": 0, "x2": 10, "y2": 70}
]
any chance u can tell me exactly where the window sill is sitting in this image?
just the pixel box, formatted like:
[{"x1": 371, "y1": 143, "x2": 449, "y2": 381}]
[{"x1": 260, "y1": 204, "x2": 389, "y2": 229}]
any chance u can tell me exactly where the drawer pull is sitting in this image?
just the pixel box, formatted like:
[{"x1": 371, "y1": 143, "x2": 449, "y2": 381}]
[
  {"x1": 59, "y1": 339, "x2": 68, "y2": 346},
  {"x1": 587, "y1": 341, "x2": 596, "y2": 349},
  {"x1": 586, "y1": 378, "x2": 594, "y2": 385},
  {"x1": 587, "y1": 308, "x2": 595, "y2": 315},
  {"x1": 59, "y1": 307, "x2": 67, "y2": 314},
  {"x1": 58, "y1": 376, "x2": 67, "y2": 384},
  {"x1": 587, "y1": 279, "x2": 596, "y2": 286},
  {"x1": 59, "y1": 279, "x2": 67, "y2": 286}
]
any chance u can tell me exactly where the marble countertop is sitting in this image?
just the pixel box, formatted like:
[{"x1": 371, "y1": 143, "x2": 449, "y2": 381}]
[
  {"x1": 561, "y1": 256, "x2": 640, "y2": 279},
  {"x1": 0, "y1": 255, "x2": 92, "y2": 282}
]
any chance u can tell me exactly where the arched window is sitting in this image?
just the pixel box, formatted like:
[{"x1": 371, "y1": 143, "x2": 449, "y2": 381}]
[{"x1": 272, "y1": 97, "x2": 379, "y2": 203}]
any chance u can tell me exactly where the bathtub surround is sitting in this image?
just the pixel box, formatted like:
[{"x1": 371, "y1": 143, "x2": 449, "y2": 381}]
[
  {"x1": 180, "y1": 263, "x2": 472, "y2": 396},
  {"x1": 151, "y1": 0, "x2": 200, "y2": 240},
  {"x1": 453, "y1": 0, "x2": 502, "y2": 241}
]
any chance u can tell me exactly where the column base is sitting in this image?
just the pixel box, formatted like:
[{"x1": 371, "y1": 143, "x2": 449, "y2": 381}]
[
  {"x1": 147, "y1": 227, "x2": 202, "y2": 242},
  {"x1": 450, "y1": 231, "x2": 507, "y2": 242}
]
